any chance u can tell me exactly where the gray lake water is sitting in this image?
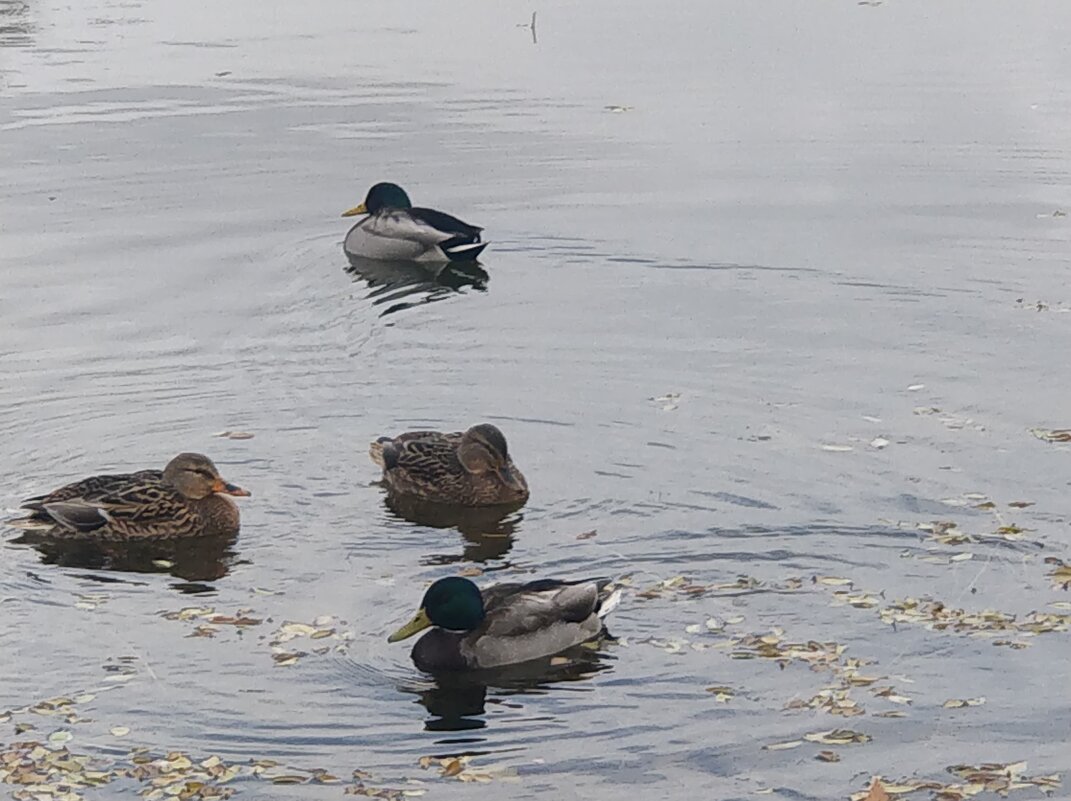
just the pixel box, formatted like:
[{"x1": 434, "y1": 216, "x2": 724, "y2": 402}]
[{"x1": 2, "y1": 0, "x2": 1070, "y2": 799}]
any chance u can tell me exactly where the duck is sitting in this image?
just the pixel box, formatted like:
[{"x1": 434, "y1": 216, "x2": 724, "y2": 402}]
[
  {"x1": 369, "y1": 423, "x2": 528, "y2": 507},
  {"x1": 10, "y1": 453, "x2": 250, "y2": 540},
  {"x1": 387, "y1": 576, "x2": 621, "y2": 671},
  {"x1": 341, "y1": 182, "x2": 488, "y2": 263}
]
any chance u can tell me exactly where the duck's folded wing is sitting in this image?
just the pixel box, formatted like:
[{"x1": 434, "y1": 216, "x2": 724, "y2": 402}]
[
  {"x1": 28, "y1": 474, "x2": 181, "y2": 532},
  {"x1": 363, "y1": 209, "x2": 463, "y2": 247},
  {"x1": 483, "y1": 580, "x2": 601, "y2": 636},
  {"x1": 20, "y1": 470, "x2": 160, "y2": 512},
  {"x1": 382, "y1": 434, "x2": 463, "y2": 479}
]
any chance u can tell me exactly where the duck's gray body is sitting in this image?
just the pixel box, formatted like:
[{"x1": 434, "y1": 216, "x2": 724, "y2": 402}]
[{"x1": 344, "y1": 207, "x2": 488, "y2": 264}]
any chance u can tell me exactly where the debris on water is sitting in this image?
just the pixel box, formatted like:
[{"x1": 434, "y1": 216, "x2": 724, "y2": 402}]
[
  {"x1": 851, "y1": 762, "x2": 1061, "y2": 800},
  {"x1": 815, "y1": 750, "x2": 840, "y2": 763},
  {"x1": 418, "y1": 754, "x2": 517, "y2": 783},
  {"x1": 704, "y1": 686, "x2": 734, "y2": 703},
  {"x1": 1046, "y1": 559, "x2": 1071, "y2": 590},
  {"x1": 942, "y1": 697, "x2": 985, "y2": 709},
  {"x1": 649, "y1": 392, "x2": 680, "y2": 411},
  {"x1": 821, "y1": 444, "x2": 853, "y2": 452},
  {"x1": 1030, "y1": 427, "x2": 1071, "y2": 443},
  {"x1": 906, "y1": 384, "x2": 925, "y2": 392},
  {"x1": 605, "y1": 104, "x2": 634, "y2": 113},
  {"x1": 803, "y1": 728, "x2": 871, "y2": 745},
  {"x1": 575, "y1": 529, "x2": 597, "y2": 540},
  {"x1": 266, "y1": 616, "x2": 350, "y2": 666},
  {"x1": 869, "y1": 437, "x2": 890, "y2": 449},
  {"x1": 212, "y1": 430, "x2": 255, "y2": 440}
]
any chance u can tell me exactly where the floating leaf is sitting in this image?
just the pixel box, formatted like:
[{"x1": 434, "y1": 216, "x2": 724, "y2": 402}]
[
  {"x1": 803, "y1": 728, "x2": 871, "y2": 745},
  {"x1": 763, "y1": 740, "x2": 803, "y2": 751},
  {"x1": 1030, "y1": 427, "x2": 1071, "y2": 443},
  {"x1": 942, "y1": 697, "x2": 985, "y2": 708}
]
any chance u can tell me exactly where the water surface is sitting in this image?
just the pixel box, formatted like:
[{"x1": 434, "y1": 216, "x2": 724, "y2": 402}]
[{"x1": 2, "y1": 1, "x2": 1070, "y2": 799}]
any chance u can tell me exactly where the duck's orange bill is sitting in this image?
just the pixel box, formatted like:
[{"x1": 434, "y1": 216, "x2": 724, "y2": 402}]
[
  {"x1": 212, "y1": 478, "x2": 251, "y2": 497},
  {"x1": 341, "y1": 202, "x2": 368, "y2": 217}
]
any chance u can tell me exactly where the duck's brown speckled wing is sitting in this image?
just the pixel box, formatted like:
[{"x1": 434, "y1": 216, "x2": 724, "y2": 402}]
[
  {"x1": 20, "y1": 470, "x2": 199, "y2": 538},
  {"x1": 379, "y1": 431, "x2": 465, "y2": 483},
  {"x1": 21, "y1": 470, "x2": 162, "y2": 512}
]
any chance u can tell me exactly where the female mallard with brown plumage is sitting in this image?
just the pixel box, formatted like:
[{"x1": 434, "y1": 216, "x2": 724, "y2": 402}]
[
  {"x1": 369, "y1": 423, "x2": 528, "y2": 507},
  {"x1": 10, "y1": 453, "x2": 250, "y2": 540},
  {"x1": 387, "y1": 576, "x2": 621, "y2": 672}
]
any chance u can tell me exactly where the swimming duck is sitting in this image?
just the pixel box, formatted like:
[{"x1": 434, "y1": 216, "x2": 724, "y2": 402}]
[
  {"x1": 369, "y1": 423, "x2": 528, "y2": 507},
  {"x1": 341, "y1": 182, "x2": 488, "y2": 263},
  {"x1": 11, "y1": 453, "x2": 250, "y2": 540},
  {"x1": 387, "y1": 576, "x2": 621, "y2": 671}
]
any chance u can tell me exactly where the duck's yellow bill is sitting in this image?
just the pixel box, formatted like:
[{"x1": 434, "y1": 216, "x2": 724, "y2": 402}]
[
  {"x1": 341, "y1": 202, "x2": 368, "y2": 217},
  {"x1": 387, "y1": 608, "x2": 431, "y2": 642}
]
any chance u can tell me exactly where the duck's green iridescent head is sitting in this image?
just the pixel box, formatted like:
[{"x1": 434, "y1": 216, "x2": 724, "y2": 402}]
[
  {"x1": 341, "y1": 182, "x2": 413, "y2": 217},
  {"x1": 387, "y1": 576, "x2": 485, "y2": 642}
]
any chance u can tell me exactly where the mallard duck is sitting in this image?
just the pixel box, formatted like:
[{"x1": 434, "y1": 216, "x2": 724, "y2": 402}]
[
  {"x1": 11, "y1": 453, "x2": 250, "y2": 540},
  {"x1": 341, "y1": 182, "x2": 488, "y2": 263},
  {"x1": 387, "y1": 576, "x2": 621, "y2": 671},
  {"x1": 369, "y1": 423, "x2": 528, "y2": 507}
]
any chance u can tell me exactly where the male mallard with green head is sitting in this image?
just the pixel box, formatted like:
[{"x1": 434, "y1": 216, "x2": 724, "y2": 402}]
[
  {"x1": 388, "y1": 576, "x2": 621, "y2": 672},
  {"x1": 341, "y1": 182, "x2": 488, "y2": 263},
  {"x1": 11, "y1": 453, "x2": 250, "y2": 540},
  {"x1": 369, "y1": 423, "x2": 528, "y2": 507}
]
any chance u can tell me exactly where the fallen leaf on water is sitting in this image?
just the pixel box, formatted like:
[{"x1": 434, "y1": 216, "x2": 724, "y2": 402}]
[
  {"x1": 821, "y1": 444, "x2": 853, "y2": 452},
  {"x1": 942, "y1": 697, "x2": 985, "y2": 709},
  {"x1": 47, "y1": 730, "x2": 72, "y2": 746},
  {"x1": 817, "y1": 576, "x2": 853, "y2": 586},
  {"x1": 907, "y1": 384, "x2": 925, "y2": 391},
  {"x1": 213, "y1": 430, "x2": 255, "y2": 440},
  {"x1": 803, "y1": 728, "x2": 871, "y2": 745},
  {"x1": 862, "y1": 777, "x2": 891, "y2": 801},
  {"x1": 1030, "y1": 427, "x2": 1071, "y2": 443},
  {"x1": 815, "y1": 750, "x2": 840, "y2": 763},
  {"x1": 1007, "y1": 500, "x2": 1034, "y2": 508},
  {"x1": 705, "y1": 686, "x2": 734, "y2": 703},
  {"x1": 441, "y1": 758, "x2": 465, "y2": 778},
  {"x1": 457, "y1": 566, "x2": 483, "y2": 577},
  {"x1": 869, "y1": 437, "x2": 890, "y2": 449},
  {"x1": 762, "y1": 740, "x2": 803, "y2": 751},
  {"x1": 575, "y1": 529, "x2": 597, "y2": 540}
]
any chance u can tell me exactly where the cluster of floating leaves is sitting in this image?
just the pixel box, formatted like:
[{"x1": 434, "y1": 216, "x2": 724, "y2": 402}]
[
  {"x1": 417, "y1": 755, "x2": 516, "y2": 784},
  {"x1": 854, "y1": 762, "x2": 1061, "y2": 801},
  {"x1": 160, "y1": 607, "x2": 351, "y2": 665},
  {"x1": 0, "y1": 738, "x2": 411, "y2": 801},
  {"x1": 878, "y1": 597, "x2": 1070, "y2": 648},
  {"x1": 625, "y1": 573, "x2": 800, "y2": 602},
  {"x1": 268, "y1": 617, "x2": 352, "y2": 666}
]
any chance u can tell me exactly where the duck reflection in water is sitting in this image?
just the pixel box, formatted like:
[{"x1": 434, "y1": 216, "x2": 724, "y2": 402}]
[
  {"x1": 11, "y1": 530, "x2": 241, "y2": 591},
  {"x1": 401, "y1": 646, "x2": 614, "y2": 733},
  {"x1": 345, "y1": 256, "x2": 488, "y2": 318},
  {"x1": 382, "y1": 494, "x2": 523, "y2": 565}
]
